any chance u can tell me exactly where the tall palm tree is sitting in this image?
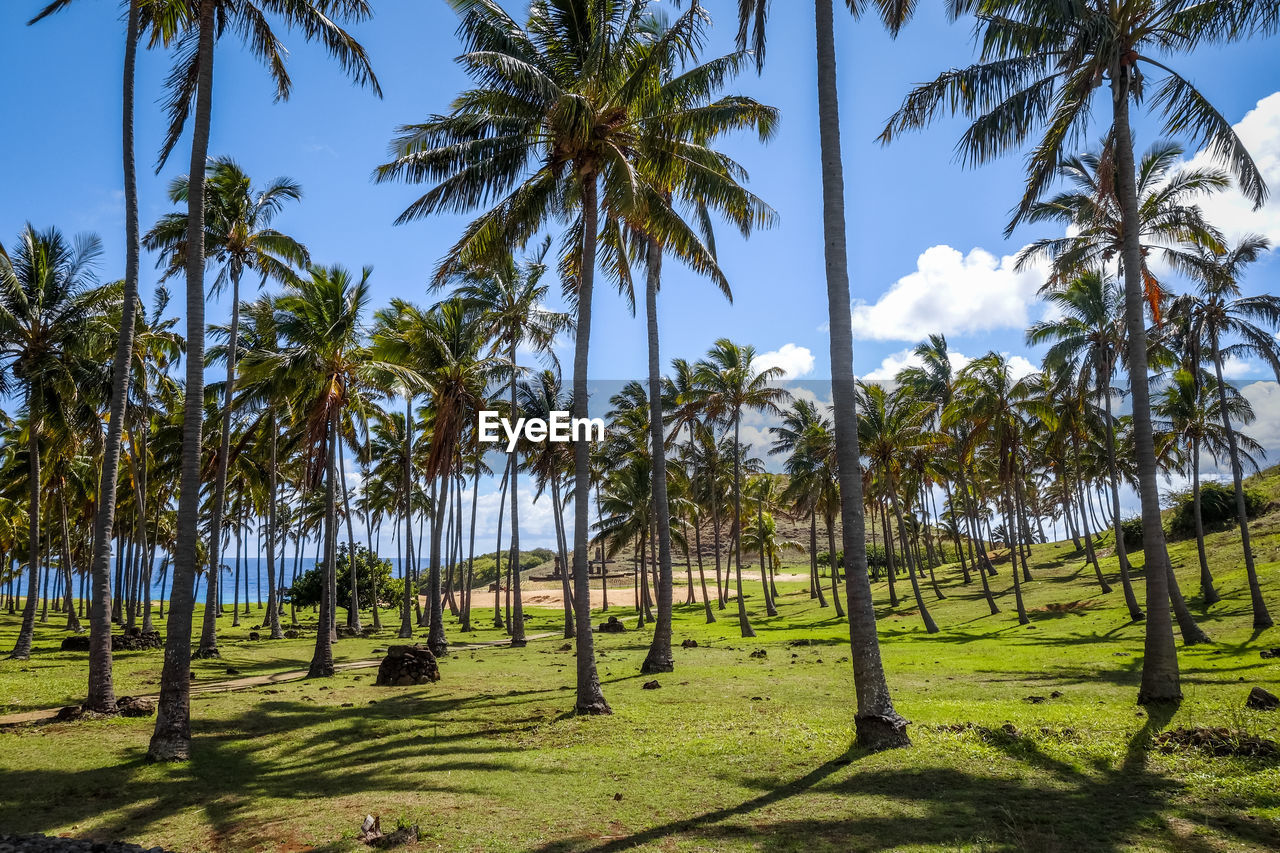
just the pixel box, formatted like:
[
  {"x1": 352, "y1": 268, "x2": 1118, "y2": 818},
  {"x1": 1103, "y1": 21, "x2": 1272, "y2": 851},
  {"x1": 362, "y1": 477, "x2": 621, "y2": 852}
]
[
  {"x1": 736, "y1": 0, "x2": 918, "y2": 750},
  {"x1": 0, "y1": 226, "x2": 110, "y2": 660},
  {"x1": 772, "y1": 399, "x2": 830, "y2": 609},
  {"x1": 149, "y1": 0, "x2": 379, "y2": 763},
  {"x1": 1027, "y1": 272, "x2": 1143, "y2": 620},
  {"x1": 450, "y1": 243, "x2": 569, "y2": 648},
  {"x1": 881, "y1": 0, "x2": 1275, "y2": 704},
  {"x1": 1171, "y1": 235, "x2": 1280, "y2": 629},
  {"x1": 693, "y1": 339, "x2": 788, "y2": 636},
  {"x1": 146, "y1": 157, "x2": 308, "y2": 657},
  {"x1": 377, "y1": 0, "x2": 718, "y2": 716},
  {"x1": 29, "y1": 0, "x2": 147, "y2": 714}
]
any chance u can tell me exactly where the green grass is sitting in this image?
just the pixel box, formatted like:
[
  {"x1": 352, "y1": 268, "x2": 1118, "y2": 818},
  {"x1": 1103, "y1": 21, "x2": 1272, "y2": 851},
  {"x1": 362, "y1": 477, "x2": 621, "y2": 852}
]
[{"x1": 2, "y1": 479, "x2": 1280, "y2": 852}]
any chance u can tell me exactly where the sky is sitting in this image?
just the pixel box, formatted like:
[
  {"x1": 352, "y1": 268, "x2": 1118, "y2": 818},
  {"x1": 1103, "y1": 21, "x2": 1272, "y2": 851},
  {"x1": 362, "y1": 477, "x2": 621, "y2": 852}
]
[{"x1": 2, "y1": 0, "x2": 1280, "y2": 551}]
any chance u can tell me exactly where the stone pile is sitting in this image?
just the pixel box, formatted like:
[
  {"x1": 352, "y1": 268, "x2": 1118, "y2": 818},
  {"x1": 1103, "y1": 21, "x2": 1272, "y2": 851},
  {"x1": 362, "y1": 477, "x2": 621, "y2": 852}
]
[
  {"x1": 0, "y1": 835, "x2": 176, "y2": 853},
  {"x1": 59, "y1": 628, "x2": 162, "y2": 653},
  {"x1": 374, "y1": 644, "x2": 440, "y2": 686}
]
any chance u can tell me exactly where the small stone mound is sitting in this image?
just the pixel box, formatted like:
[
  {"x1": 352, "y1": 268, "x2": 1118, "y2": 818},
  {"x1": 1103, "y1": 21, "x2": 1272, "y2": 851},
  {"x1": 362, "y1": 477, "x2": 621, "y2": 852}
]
[
  {"x1": 283, "y1": 629, "x2": 300, "y2": 639},
  {"x1": 248, "y1": 632, "x2": 261, "y2": 641},
  {"x1": 597, "y1": 616, "x2": 626, "y2": 634},
  {"x1": 1024, "y1": 695, "x2": 1047, "y2": 704},
  {"x1": 0, "y1": 835, "x2": 177, "y2": 852},
  {"x1": 749, "y1": 649, "x2": 767, "y2": 659},
  {"x1": 115, "y1": 696, "x2": 155, "y2": 718},
  {"x1": 1260, "y1": 648, "x2": 1280, "y2": 660},
  {"x1": 1246, "y1": 687, "x2": 1279, "y2": 711},
  {"x1": 59, "y1": 629, "x2": 161, "y2": 653},
  {"x1": 680, "y1": 639, "x2": 698, "y2": 648},
  {"x1": 375, "y1": 644, "x2": 441, "y2": 686},
  {"x1": 1153, "y1": 727, "x2": 1279, "y2": 758},
  {"x1": 642, "y1": 680, "x2": 661, "y2": 690}
]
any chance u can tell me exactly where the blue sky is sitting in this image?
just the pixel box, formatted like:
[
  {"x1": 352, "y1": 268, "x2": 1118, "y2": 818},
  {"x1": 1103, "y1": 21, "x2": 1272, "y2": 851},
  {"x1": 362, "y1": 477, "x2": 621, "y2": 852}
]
[{"x1": 3, "y1": 1, "x2": 1280, "y2": 548}]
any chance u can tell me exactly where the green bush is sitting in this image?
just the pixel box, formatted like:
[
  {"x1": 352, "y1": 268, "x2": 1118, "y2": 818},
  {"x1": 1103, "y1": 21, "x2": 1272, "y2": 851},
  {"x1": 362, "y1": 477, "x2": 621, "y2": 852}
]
[
  {"x1": 1168, "y1": 482, "x2": 1267, "y2": 539},
  {"x1": 1120, "y1": 517, "x2": 1144, "y2": 551},
  {"x1": 287, "y1": 544, "x2": 402, "y2": 610},
  {"x1": 428, "y1": 547, "x2": 556, "y2": 591}
]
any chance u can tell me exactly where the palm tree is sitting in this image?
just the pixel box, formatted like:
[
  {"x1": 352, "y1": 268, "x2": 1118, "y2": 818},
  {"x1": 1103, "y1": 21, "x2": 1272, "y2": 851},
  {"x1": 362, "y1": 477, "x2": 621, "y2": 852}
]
[
  {"x1": 693, "y1": 340, "x2": 788, "y2": 636},
  {"x1": 376, "y1": 0, "x2": 714, "y2": 716},
  {"x1": 0, "y1": 226, "x2": 110, "y2": 660},
  {"x1": 148, "y1": 0, "x2": 379, "y2": 763},
  {"x1": 857, "y1": 383, "x2": 940, "y2": 633},
  {"x1": 772, "y1": 399, "x2": 829, "y2": 609},
  {"x1": 450, "y1": 243, "x2": 569, "y2": 648},
  {"x1": 146, "y1": 157, "x2": 308, "y2": 657},
  {"x1": 29, "y1": 0, "x2": 147, "y2": 714},
  {"x1": 1154, "y1": 369, "x2": 1260, "y2": 606},
  {"x1": 1171, "y1": 235, "x2": 1280, "y2": 629},
  {"x1": 1027, "y1": 272, "x2": 1143, "y2": 620},
  {"x1": 736, "y1": 0, "x2": 918, "y2": 751},
  {"x1": 881, "y1": 0, "x2": 1276, "y2": 705}
]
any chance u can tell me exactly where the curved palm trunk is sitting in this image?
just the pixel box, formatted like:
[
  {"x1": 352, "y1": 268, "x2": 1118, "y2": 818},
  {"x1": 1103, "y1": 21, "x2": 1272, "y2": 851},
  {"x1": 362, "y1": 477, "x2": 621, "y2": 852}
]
[
  {"x1": 1164, "y1": 544, "x2": 1211, "y2": 646},
  {"x1": 731, "y1": 416, "x2": 755, "y2": 638},
  {"x1": 58, "y1": 495, "x2": 81, "y2": 633},
  {"x1": 710, "y1": 490, "x2": 725, "y2": 609},
  {"x1": 810, "y1": 512, "x2": 827, "y2": 607},
  {"x1": 880, "y1": 501, "x2": 899, "y2": 608},
  {"x1": 1071, "y1": 430, "x2": 1114, "y2": 599},
  {"x1": 1101, "y1": 377, "x2": 1143, "y2": 618},
  {"x1": 955, "y1": 467, "x2": 998, "y2": 614},
  {"x1": 508, "y1": 342, "x2": 526, "y2": 647},
  {"x1": 1113, "y1": 78, "x2": 1180, "y2": 704},
  {"x1": 461, "y1": 467, "x2": 480, "y2": 632},
  {"x1": 815, "y1": 0, "x2": 906, "y2": 749},
  {"x1": 11, "y1": 395, "x2": 42, "y2": 661},
  {"x1": 338, "y1": 437, "x2": 361, "y2": 632},
  {"x1": 642, "y1": 241, "x2": 674, "y2": 673},
  {"x1": 693, "y1": 511, "x2": 714, "y2": 623},
  {"x1": 551, "y1": 477, "x2": 575, "y2": 639},
  {"x1": 681, "y1": 517, "x2": 695, "y2": 605},
  {"x1": 571, "y1": 174, "x2": 609, "y2": 715},
  {"x1": 196, "y1": 267, "x2": 244, "y2": 659},
  {"x1": 308, "y1": 419, "x2": 338, "y2": 677},
  {"x1": 84, "y1": 0, "x2": 142, "y2": 710},
  {"x1": 149, "y1": 0, "x2": 214, "y2": 761},
  {"x1": 889, "y1": 477, "x2": 938, "y2": 633},
  {"x1": 492, "y1": 455, "x2": 510, "y2": 629},
  {"x1": 1002, "y1": 491, "x2": 1029, "y2": 625},
  {"x1": 1189, "y1": 438, "x2": 1219, "y2": 605},
  {"x1": 1211, "y1": 348, "x2": 1272, "y2": 628}
]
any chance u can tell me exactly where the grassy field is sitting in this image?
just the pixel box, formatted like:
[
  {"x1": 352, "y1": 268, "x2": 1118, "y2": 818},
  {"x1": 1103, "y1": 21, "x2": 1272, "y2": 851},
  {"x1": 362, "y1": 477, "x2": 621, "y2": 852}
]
[{"x1": 1, "y1": 474, "x2": 1279, "y2": 851}]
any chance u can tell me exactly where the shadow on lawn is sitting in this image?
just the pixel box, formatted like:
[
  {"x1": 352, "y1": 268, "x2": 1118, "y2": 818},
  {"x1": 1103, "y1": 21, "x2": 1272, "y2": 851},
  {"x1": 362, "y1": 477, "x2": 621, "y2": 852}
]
[
  {"x1": 0, "y1": 691, "x2": 545, "y2": 846},
  {"x1": 531, "y1": 703, "x2": 1278, "y2": 853}
]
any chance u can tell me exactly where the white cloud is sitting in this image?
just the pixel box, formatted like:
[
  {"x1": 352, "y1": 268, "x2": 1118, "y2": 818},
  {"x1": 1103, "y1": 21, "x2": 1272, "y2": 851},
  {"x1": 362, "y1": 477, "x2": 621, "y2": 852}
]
[
  {"x1": 1221, "y1": 356, "x2": 1264, "y2": 380},
  {"x1": 1240, "y1": 380, "x2": 1280, "y2": 459},
  {"x1": 862, "y1": 347, "x2": 1034, "y2": 381},
  {"x1": 756, "y1": 343, "x2": 815, "y2": 379},
  {"x1": 1183, "y1": 91, "x2": 1280, "y2": 246},
  {"x1": 851, "y1": 245, "x2": 1046, "y2": 341}
]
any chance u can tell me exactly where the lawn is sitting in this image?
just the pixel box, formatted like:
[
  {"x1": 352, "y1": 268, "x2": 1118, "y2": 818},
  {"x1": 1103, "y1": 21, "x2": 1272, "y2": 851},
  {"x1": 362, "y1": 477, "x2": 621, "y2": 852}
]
[{"x1": 2, "y1": 486, "x2": 1280, "y2": 852}]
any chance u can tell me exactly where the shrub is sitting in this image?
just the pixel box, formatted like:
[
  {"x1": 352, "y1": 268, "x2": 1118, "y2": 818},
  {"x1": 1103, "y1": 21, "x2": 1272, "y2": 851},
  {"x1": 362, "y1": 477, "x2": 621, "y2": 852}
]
[
  {"x1": 1168, "y1": 482, "x2": 1267, "y2": 540},
  {"x1": 1120, "y1": 517, "x2": 1145, "y2": 551},
  {"x1": 287, "y1": 544, "x2": 402, "y2": 610}
]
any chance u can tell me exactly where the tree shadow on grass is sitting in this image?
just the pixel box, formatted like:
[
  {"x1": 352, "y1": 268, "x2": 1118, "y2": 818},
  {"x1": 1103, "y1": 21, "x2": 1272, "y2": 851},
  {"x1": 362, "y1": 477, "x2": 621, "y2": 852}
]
[{"x1": 531, "y1": 703, "x2": 1278, "y2": 853}]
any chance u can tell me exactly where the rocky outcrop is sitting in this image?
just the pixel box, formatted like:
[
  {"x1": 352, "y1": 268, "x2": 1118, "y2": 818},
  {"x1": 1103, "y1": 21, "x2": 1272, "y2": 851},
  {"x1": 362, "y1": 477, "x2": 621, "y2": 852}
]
[{"x1": 374, "y1": 645, "x2": 441, "y2": 687}]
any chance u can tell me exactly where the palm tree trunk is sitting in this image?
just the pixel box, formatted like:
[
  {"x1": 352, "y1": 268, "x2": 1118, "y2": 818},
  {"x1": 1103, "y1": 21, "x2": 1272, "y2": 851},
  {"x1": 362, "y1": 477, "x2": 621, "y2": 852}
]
[
  {"x1": 642, "y1": 241, "x2": 674, "y2": 672},
  {"x1": 571, "y1": 173, "x2": 609, "y2": 715},
  {"x1": 83, "y1": 0, "x2": 142, "y2": 710},
  {"x1": 493, "y1": 456, "x2": 510, "y2": 630},
  {"x1": 507, "y1": 341, "x2": 526, "y2": 647},
  {"x1": 266, "y1": 413, "x2": 283, "y2": 638},
  {"x1": 462, "y1": 467, "x2": 480, "y2": 632},
  {"x1": 338, "y1": 435, "x2": 361, "y2": 632},
  {"x1": 551, "y1": 476, "x2": 575, "y2": 639},
  {"x1": 1071, "y1": 430, "x2": 1115, "y2": 599},
  {"x1": 826, "y1": 511, "x2": 844, "y2": 619},
  {"x1": 756, "y1": 496, "x2": 777, "y2": 616},
  {"x1": 1003, "y1": 490, "x2": 1029, "y2": 625},
  {"x1": 1112, "y1": 76, "x2": 1181, "y2": 703},
  {"x1": 1189, "y1": 438, "x2": 1219, "y2": 605},
  {"x1": 149, "y1": 0, "x2": 214, "y2": 760},
  {"x1": 1101, "y1": 377, "x2": 1142, "y2": 618},
  {"x1": 426, "y1": 472, "x2": 450, "y2": 657},
  {"x1": 810, "y1": 512, "x2": 827, "y2": 607},
  {"x1": 59, "y1": 494, "x2": 81, "y2": 633},
  {"x1": 399, "y1": 394, "x2": 415, "y2": 639},
  {"x1": 889, "y1": 478, "x2": 938, "y2": 633},
  {"x1": 710, "y1": 488, "x2": 725, "y2": 609},
  {"x1": 815, "y1": 0, "x2": 904, "y2": 748},
  {"x1": 731, "y1": 416, "x2": 755, "y2": 638},
  {"x1": 694, "y1": 511, "x2": 714, "y2": 622},
  {"x1": 1211, "y1": 347, "x2": 1272, "y2": 628},
  {"x1": 308, "y1": 418, "x2": 338, "y2": 678},
  {"x1": 196, "y1": 265, "x2": 244, "y2": 659}
]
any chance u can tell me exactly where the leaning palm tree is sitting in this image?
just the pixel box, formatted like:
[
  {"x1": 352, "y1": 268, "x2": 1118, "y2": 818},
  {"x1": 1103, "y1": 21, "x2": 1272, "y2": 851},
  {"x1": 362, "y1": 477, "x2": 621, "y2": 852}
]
[
  {"x1": 880, "y1": 0, "x2": 1276, "y2": 705},
  {"x1": 735, "y1": 0, "x2": 919, "y2": 750},
  {"x1": 0, "y1": 226, "x2": 111, "y2": 660},
  {"x1": 1170, "y1": 235, "x2": 1280, "y2": 629},
  {"x1": 376, "y1": 0, "x2": 719, "y2": 716},
  {"x1": 693, "y1": 339, "x2": 788, "y2": 636},
  {"x1": 146, "y1": 157, "x2": 308, "y2": 658},
  {"x1": 29, "y1": 0, "x2": 147, "y2": 713},
  {"x1": 148, "y1": 0, "x2": 380, "y2": 763},
  {"x1": 449, "y1": 243, "x2": 569, "y2": 648}
]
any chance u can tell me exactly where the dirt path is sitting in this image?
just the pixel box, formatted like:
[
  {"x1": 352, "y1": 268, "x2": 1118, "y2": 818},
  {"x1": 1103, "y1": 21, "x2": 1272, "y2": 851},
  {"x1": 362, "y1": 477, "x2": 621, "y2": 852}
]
[{"x1": 0, "y1": 632, "x2": 558, "y2": 728}]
